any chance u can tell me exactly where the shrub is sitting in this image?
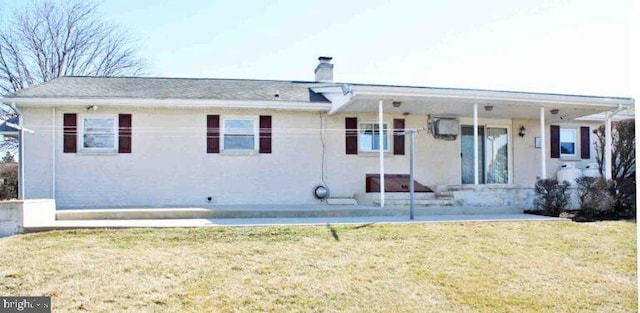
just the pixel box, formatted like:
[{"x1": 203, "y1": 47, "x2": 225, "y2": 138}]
[
  {"x1": 594, "y1": 119, "x2": 635, "y2": 217},
  {"x1": 0, "y1": 163, "x2": 18, "y2": 200},
  {"x1": 575, "y1": 177, "x2": 614, "y2": 220},
  {"x1": 612, "y1": 177, "x2": 636, "y2": 218},
  {"x1": 533, "y1": 179, "x2": 570, "y2": 217}
]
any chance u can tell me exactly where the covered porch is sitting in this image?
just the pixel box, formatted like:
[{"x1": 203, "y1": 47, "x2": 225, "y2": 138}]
[{"x1": 314, "y1": 84, "x2": 633, "y2": 209}]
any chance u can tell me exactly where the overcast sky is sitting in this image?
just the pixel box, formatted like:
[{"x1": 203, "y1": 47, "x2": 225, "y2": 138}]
[{"x1": 2, "y1": 0, "x2": 635, "y2": 97}]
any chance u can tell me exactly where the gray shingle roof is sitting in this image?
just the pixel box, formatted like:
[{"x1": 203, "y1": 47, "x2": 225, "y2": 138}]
[
  {"x1": 6, "y1": 77, "x2": 333, "y2": 103},
  {"x1": 5, "y1": 76, "x2": 633, "y2": 105}
]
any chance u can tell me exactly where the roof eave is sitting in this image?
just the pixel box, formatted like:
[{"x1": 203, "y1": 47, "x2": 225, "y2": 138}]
[{"x1": 0, "y1": 97, "x2": 332, "y2": 112}]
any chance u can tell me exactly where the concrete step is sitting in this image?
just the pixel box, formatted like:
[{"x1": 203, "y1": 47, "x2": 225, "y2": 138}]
[
  {"x1": 363, "y1": 192, "x2": 438, "y2": 200},
  {"x1": 326, "y1": 198, "x2": 358, "y2": 205},
  {"x1": 55, "y1": 205, "x2": 524, "y2": 221},
  {"x1": 373, "y1": 199, "x2": 455, "y2": 206},
  {"x1": 435, "y1": 191, "x2": 455, "y2": 199},
  {"x1": 57, "y1": 206, "x2": 406, "y2": 220}
]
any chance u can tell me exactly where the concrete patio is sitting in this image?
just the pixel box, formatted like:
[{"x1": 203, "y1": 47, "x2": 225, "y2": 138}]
[
  {"x1": 55, "y1": 204, "x2": 525, "y2": 220},
  {"x1": 26, "y1": 213, "x2": 561, "y2": 232},
  {"x1": 2, "y1": 199, "x2": 561, "y2": 235}
]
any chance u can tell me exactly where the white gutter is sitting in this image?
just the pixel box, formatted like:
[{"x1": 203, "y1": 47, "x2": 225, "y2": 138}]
[
  {"x1": 353, "y1": 91, "x2": 631, "y2": 107},
  {"x1": 327, "y1": 89, "x2": 632, "y2": 115},
  {"x1": 351, "y1": 85, "x2": 634, "y2": 104},
  {"x1": 1, "y1": 97, "x2": 332, "y2": 112}
]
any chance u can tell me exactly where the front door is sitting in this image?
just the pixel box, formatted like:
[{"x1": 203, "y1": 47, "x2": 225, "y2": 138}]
[{"x1": 460, "y1": 125, "x2": 484, "y2": 184}]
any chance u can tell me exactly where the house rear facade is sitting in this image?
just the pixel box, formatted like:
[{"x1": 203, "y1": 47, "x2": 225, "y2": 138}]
[{"x1": 1, "y1": 57, "x2": 634, "y2": 209}]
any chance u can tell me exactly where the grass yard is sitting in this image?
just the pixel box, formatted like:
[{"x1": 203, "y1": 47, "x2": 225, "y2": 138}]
[{"x1": 0, "y1": 220, "x2": 636, "y2": 312}]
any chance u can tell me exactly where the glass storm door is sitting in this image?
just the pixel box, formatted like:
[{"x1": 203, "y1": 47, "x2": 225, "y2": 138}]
[
  {"x1": 460, "y1": 125, "x2": 484, "y2": 184},
  {"x1": 485, "y1": 127, "x2": 509, "y2": 184}
]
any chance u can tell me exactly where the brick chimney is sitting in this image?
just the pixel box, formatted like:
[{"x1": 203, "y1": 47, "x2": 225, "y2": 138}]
[{"x1": 314, "y1": 56, "x2": 333, "y2": 82}]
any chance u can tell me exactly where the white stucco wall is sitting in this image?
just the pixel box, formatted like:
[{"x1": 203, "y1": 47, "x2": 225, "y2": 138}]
[
  {"x1": 23, "y1": 108, "x2": 54, "y2": 199},
  {"x1": 20, "y1": 105, "x2": 608, "y2": 208},
  {"x1": 512, "y1": 118, "x2": 603, "y2": 184},
  {"x1": 24, "y1": 107, "x2": 328, "y2": 208},
  {"x1": 322, "y1": 113, "x2": 461, "y2": 199}
]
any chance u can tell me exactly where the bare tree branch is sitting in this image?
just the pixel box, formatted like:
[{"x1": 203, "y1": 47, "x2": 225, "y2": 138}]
[
  {"x1": 0, "y1": 0, "x2": 146, "y2": 95},
  {"x1": 594, "y1": 119, "x2": 636, "y2": 212}
]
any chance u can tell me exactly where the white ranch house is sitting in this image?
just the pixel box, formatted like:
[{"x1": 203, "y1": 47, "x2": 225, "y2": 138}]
[{"x1": 0, "y1": 57, "x2": 634, "y2": 212}]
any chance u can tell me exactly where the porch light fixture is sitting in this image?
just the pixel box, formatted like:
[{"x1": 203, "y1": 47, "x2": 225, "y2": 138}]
[
  {"x1": 550, "y1": 109, "x2": 559, "y2": 115},
  {"x1": 85, "y1": 105, "x2": 98, "y2": 111},
  {"x1": 392, "y1": 101, "x2": 402, "y2": 108},
  {"x1": 518, "y1": 125, "x2": 526, "y2": 137},
  {"x1": 484, "y1": 105, "x2": 493, "y2": 111}
]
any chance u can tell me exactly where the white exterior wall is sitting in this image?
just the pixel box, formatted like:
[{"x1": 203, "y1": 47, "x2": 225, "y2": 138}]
[
  {"x1": 512, "y1": 118, "x2": 603, "y2": 184},
  {"x1": 23, "y1": 108, "x2": 54, "y2": 199},
  {"x1": 25, "y1": 107, "x2": 327, "y2": 208},
  {"x1": 21, "y1": 105, "x2": 607, "y2": 208},
  {"x1": 323, "y1": 113, "x2": 461, "y2": 199}
]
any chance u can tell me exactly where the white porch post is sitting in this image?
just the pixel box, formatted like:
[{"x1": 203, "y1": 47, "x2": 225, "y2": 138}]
[
  {"x1": 540, "y1": 107, "x2": 546, "y2": 179},
  {"x1": 605, "y1": 111, "x2": 612, "y2": 180},
  {"x1": 473, "y1": 103, "x2": 479, "y2": 185},
  {"x1": 378, "y1": 99, "x2": 385, "y2": 208},
  {"x1": 52, "y1": 107, "x2": 56, "y2": 198},
  {"x1": 18, "y1": 114, "x2": 24, "y2": 199}
]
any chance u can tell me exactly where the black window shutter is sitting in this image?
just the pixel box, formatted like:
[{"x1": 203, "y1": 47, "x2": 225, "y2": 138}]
[
  {"x1": 118, "y1": 114, "x2": 132, "y2": 153},
  {"x1": 580, "y1": 126, "x2": 590, "y2": 159},
  {"x1": 259, "y1": 115, "x2": 272, "y2": 154},
  {"x1": 345, "y1": 117, "x2": 358, "y2": 155},
  {"x1": 393, "y1": 119, "x2": 405, "y2": 155},
  {"x1": 550, "y1": 125, "x2": 560, "y2": 158},
  {"x1": 207, "y1": 115, "x2": 220, "y2": 153},
  {"x1": 63, "y1": 113, "x2": 77, "y2": 153}
]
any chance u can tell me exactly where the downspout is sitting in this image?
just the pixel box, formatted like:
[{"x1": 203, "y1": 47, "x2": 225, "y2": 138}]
[{"x1": 10, "y1": 103, "x2": 24, "y2": 200}]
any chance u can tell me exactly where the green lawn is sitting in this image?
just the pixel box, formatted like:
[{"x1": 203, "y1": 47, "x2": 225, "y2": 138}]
[{"x1": 0, "y1": 221, "x2": 636, "y2": 312}]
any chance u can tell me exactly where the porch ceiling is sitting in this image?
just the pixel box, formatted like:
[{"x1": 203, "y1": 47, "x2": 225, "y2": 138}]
[
  {"x1": 341, "y1": 94, "x2": 625, "y2": 121},
  {"x1": 322, "y1": 84, "x2": 634, "y2": 121}
]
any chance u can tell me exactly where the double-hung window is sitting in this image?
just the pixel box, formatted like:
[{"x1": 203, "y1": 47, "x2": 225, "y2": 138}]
[
  {"x1": 559, "y1": 128, "x2": 577, "y2": 157},
  {"x1": 222, "y1": 117, "x2": 257, "y2": 152},
  {"x1": 80, "y1": 116, "x2": 117, "y2": 152},
  {"x1": 359, "y1": 122, "x2": 389, "y2": 152}
]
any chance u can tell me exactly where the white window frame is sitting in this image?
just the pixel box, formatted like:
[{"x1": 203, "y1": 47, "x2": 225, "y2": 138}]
[
  {"x1": 358, "y1": 121, "x2": 391, "y2": 153},
  {"x1": 221, "y1": 116, "x2": 259, "y2": 154},
  {"x1": 559, "y1": 127, "x2": 578, "y2": 158},
  {"x1": 78, "y1": 115, "x2": 118, "y2": 153}
]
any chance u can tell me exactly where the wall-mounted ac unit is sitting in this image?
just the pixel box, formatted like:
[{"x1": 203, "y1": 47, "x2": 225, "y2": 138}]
[{"x1": 432, "y1": 118, "x2": 459, "y2": 141}]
